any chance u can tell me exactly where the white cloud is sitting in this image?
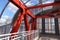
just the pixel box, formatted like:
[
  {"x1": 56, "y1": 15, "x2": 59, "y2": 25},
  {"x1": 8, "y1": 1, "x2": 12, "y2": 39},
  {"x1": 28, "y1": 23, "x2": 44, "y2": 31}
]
[
  {"x1": 0, "y1": 18, "x2": 6, "y2": 23},
  {"x1": 0, "y1": 18, "x2": 6, "y2": 26},
  {"x1": 0, "y1": 2, "x2": 19, "y2": 26},
  {"x1": 2, "y1": 15, "x2": 10, "y2": 19},
  {"x1": 42, "y1": 0, "x2": 54, "y2": 4},
  {"x1": 0, "y1": 15, "x2": 12, "y2": 26},
  {"x1": 21, "y1": 0, "x2": 27, "y2": 3},
  {"x1": 25, "y1": 1, "x2": 37, "y2": 6},
  {"x1": 26, "y1": 2, "x2": 32, "y2": 6},
  {"x1": 21, "y1": 0, "x2": 32, "y2": 6}
]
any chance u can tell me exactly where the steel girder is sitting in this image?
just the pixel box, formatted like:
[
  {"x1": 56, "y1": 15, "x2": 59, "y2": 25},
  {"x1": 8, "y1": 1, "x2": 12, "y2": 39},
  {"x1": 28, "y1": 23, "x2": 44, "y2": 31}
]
[
  {"x1": 27, "y1": 1, "x2": 60, "y2": 9},
  {"x1": 9, "y1": 0, "x2": 36, "y2": 33},
  {"x1": 9, "y1": 0, "x2": 36, "y2": 40},
  {"x1": 36, "y1": 10, "x2": 60, "y2": 18},
  {"x1": 9, "y1": 0, "x2": 60, "y2": 40}
]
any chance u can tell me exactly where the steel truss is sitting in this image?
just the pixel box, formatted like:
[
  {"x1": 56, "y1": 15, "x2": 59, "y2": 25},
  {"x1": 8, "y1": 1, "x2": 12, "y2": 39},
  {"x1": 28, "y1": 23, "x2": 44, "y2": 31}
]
[{"x1": 1, "y1": 0, "x2": 60, "y2": 40}]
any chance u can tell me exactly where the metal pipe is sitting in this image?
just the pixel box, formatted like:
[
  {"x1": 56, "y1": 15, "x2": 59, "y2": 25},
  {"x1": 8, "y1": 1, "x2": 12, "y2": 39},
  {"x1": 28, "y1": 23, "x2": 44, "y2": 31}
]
[{"x1": 27, "y1": 2, "x2": 60, "y2": 9}]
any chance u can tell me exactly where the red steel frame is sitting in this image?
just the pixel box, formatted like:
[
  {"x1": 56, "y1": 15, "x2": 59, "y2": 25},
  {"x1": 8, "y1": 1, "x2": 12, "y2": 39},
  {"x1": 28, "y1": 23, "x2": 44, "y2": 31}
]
[
  {"x1": 36, "y1": 9, "x2": 60, "y2": 18},
  {"x1": 9, "y1": 0, "x2": 36, "y2": 33},
  {"x1": 27, "y1": 1, "x2": 60, "y2": 9},
  {"x1": 9, "y1": 0, "x2": 60, "y2": 40}
]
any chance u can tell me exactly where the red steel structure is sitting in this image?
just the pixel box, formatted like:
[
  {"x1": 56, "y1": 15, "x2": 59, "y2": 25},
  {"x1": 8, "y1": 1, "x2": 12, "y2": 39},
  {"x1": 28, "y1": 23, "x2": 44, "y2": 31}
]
[{"x1": 7, "y1": 0, "x2": 60, "y2": 40}]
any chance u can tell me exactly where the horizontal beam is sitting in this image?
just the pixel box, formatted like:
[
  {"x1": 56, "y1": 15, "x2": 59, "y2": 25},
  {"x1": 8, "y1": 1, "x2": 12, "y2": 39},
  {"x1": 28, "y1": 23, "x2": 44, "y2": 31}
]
[
  {"x1": 27, "y1": 2, "x2": 60, "y2": 9},
  {"x1": 9, "y1": 0, "x2": 35, "y2": 18},
  {"x1": 9, "y1": 0, "x2": 25, "y2": 9},
  {"x1": 47, "y1": 10, "x2": 60, "y2": 15},
  {"x1": 36, "y1": 8, "x2": 59, "y2": 16},
  {"x1": 36, "y1": 15, "x2": 60, "y2": 18},
  {"x1": 36, "y1": 10, "x2": 60, "y2": 18}
]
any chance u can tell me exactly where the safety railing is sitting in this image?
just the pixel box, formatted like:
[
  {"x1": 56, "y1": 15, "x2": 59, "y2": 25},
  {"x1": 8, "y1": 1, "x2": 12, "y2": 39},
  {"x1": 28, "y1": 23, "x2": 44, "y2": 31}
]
[{"x1": 0, "y1": 30, "x2": 39, "y2": 40}]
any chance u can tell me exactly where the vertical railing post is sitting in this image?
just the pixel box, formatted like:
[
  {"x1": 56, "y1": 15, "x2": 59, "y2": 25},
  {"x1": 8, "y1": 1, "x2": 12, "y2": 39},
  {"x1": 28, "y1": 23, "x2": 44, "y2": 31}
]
[
  {"x1": 54, "y1": 18, "x2": 59, "y2": 35},
  {"x1": 42, "y1": 18, "x2": 45, "y2": 34}
]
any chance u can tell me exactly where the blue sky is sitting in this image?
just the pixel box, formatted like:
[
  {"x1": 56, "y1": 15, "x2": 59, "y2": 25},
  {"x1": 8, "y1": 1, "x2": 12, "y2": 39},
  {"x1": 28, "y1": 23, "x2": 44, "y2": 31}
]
[
  {"x1": 0, "y1": 0, "x2": 54, "y2": 25},
  {"x1": 0, "y1": 0, "x2": 18, "y2": 25},
  {"x1": 0, "y1": 0, "x2": 8, "y2": 23},
  {"x1": 0, "y1": 0, "x2": 8, "y2": 14},
  {"x1": 0, "y1": 0, "x2": 40, "y2": 24}
]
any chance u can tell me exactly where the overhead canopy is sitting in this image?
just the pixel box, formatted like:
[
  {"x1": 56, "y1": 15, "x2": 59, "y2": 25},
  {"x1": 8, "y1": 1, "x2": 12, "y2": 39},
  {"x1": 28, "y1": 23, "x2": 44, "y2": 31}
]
[{"x1": 0, "y1": 0, "x2": 60, "y2": 26}]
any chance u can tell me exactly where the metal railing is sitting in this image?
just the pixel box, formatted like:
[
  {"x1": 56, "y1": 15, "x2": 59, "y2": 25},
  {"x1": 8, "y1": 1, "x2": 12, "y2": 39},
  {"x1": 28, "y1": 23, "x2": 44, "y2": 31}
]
[{"x1": 0, "y1": 30, "x2": 39, "y2": 40}]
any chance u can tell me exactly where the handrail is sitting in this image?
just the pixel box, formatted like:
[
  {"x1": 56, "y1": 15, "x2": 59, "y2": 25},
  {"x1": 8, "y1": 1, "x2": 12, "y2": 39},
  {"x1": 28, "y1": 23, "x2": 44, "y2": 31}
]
[{"x1": 0, "y1": 30, "x2": 39, "y2": 40}]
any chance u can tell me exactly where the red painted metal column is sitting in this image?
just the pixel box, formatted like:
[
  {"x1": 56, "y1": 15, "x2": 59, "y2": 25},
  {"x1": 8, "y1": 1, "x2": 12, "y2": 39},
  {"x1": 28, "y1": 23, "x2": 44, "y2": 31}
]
[
  {"x1": 27, "y1": 2, "x2": 60, "y2": 9},
  {"x1": 10, "y1": 13, "x2": 24, "y2": 40},
  {"x1": 31, "y1": 18, "x2": 37, "y2": 30},
  {"x1": 24, "y1": 14, "x2": 31, "y2": 40},
  {"x1": 31, "y1": 18, "x2": 37, "y2": 40},
  {"x1": 24, "y1": 14, "x2": 30, "y2": 31},
  {"x1": 10, "y1": 13, "x2": 24, "y2": 33}
]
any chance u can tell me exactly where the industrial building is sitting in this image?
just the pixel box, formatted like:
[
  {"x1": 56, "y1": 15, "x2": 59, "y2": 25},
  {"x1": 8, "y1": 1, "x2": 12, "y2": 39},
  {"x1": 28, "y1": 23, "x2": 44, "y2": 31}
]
[{"x1": 0, "y1": 0, "x2": 60, "y2": 40}]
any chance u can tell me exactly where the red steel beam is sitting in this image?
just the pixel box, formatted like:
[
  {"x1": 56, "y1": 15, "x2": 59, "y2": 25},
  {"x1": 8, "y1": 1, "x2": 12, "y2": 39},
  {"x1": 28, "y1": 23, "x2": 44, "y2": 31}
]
[
  {"x1": 31, "y1": 18, "x2": 37, "y2": 30},
  {"x1": 26, "y1": 10, "x2": 35, "y2": 18},
  {"x1": 36, "y1": 15, "x2": 53, "y2": 18},
  {"x1": 24, "y1": 14, "x2": 31, "y2": 40},
  {"x1": 9, "y1": 0, "x2": 35, "y2": 40},
  {"x1": 9, "y1": 0, "x2": 35, "y2": 18},
  {"x1": 24, "y1": 14, "x2": 30, "y2": 31},
  {"x1": 10, "y1": 13, "x2": 24, "y2": 40},
  {"x1": 8, "y1": 0, "x2": 60, "y2": 40},
  {"x1": 36, "y1": 10, "x2": 60, "y2": 18},
  {"x1": 36, "y1": 15, "x2": 60, "y2": 18},
  {"x1": 47, "y1": 10, "x2": 60, "y2": 15},
  {"x1": 10, "y1": 13, "x2": 24, "y2": 33},
  {"x1": 27, "y1": 2, "x2": 60, "y2": 9},
  {"x1": 56, "y1": 15, "x2": 60, "y2": 18}
]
